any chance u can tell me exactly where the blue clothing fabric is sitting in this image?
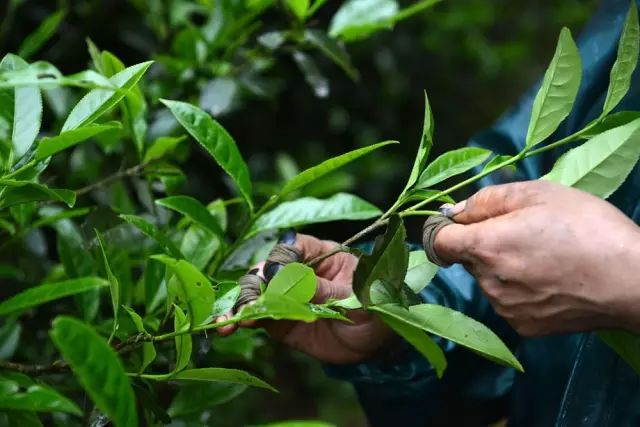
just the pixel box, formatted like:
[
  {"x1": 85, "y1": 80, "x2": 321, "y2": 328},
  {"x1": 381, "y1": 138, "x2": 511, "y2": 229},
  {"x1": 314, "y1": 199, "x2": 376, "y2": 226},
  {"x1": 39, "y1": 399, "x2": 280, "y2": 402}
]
[{"x1": 327, "y1": 1, "x2": 640, "y2": 425}]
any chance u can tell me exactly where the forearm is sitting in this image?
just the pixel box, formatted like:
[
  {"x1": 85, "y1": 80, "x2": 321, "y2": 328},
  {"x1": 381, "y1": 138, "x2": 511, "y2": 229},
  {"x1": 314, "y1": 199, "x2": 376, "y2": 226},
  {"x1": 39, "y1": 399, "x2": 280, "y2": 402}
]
[{"x1": 612, "y1": 226, "x2": 640, "y2": 333}]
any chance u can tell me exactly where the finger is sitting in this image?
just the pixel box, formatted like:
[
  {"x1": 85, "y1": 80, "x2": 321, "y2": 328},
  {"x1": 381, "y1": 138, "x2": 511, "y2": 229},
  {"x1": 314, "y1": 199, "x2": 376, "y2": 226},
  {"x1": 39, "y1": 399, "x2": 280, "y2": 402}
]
[
  {"x1": 294, "y1": 233, "x2": 339, "y2": 261},
  {"x1": 432, "y1": 222, "x2": 476, "y2": 265},
  {"x1": 215, "y1": 313, "x2": 238, "y2": 336},
  {"x1": 449, "y1": 182, "x2": 540, "y2": 224},
  {"x1": 312, "y1": 277, "x2": 352, "y2": 303}
]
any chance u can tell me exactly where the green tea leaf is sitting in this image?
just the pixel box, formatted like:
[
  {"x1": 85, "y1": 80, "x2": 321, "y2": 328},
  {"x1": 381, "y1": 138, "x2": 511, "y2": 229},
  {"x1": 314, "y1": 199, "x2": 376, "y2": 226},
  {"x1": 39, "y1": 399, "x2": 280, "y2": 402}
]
[
  {"x1": 173, "y1": 305, "x2": 192, "y2": 373},
  {"x1": 481, "y1": 154, "x2": 517, "y2": 173},
  {"x1": 285, "y1": 0, "x2": 309, "y2": 19},
  {"x1": 119, "y1": 214, "x2": 183, "y2": 259},
  {"x1": 17, "y1": 10, "x2": 66, "y2": 60},
  {"x1": 329, "y1": 0, "x2": 398, "y2": 41},
  {"x1": 542, "y1": 119, "x2": 640, "y2": 198},
  {"x1": 235, "y1": 293, "x2": 318, "y2": 323},
  {"x1": 304, "y1": 30, "x2": 358, "y2": 80},
  {"x1": 156, "y1": 195, "x2": 224, "y2": 238},
  {"x1": 151, "y1": 254, "x2": 216, "y2": 327},
  {"x1": 251, "y1": 193, "x2": 381, "y2": 236},
  {"x1": 370, "y1": 304, "x2": 523, "y2": 371},
  {"x1": 123, "y1": 306, "x2": 156, "y2": 373},
  {"x1": 265, "y1": 263, "x2": 316, "y2": 303},
  {"x1": 602, "y1": 1, "x2": 639, "y2": 115},
  {"x1": 211, "y1": 282, "x2": 240, "y2": 317},
  {"x1": 404, "y1": 91, "x2": 434, "y2": 191},
  {"x1": 401, "y1": 189, "x2": 455, "y2": 205},
  {"x1": 2, "y1": 410, "x2": 43, "y2": 426},
  {"x1": 95, "y1": 230, "x2": 120, "y2": 340},
  {"x1": 49, "y1": 317, "x2": 138, "y2": 427},
  {"x1": 36, "y1": 123, "x2": 120, "y2": 160},
  {"x1": 582, "y1": 111, "x2": 640, "y2": 138},
  {"x1": 376, "y1": 311, "x2": 446, "y2": 378},
  {"x1": 353, "y1": 216, "x2": 408, "y2": 306},
  {"x1": 160, "y1": 99, "x2": 253, "y2": 210},
  {"x1": 416, "y1": 147, "x2": 491, "y2": 189},
  {"x1": 168, "y1": 383, "x2": 247, "y2": 417},
  {"x1": 404, "y1": 250, "x2": 438, "y2": 294},
  {"x1": 0, "y1": 277, "x2": 107, "y2": 316},
  {"x1": 0, "y1": 378, "x2": 81, "y2": 415},
  {"x1": 279, "y1": 140, "x2": 397, "y2": 197},
  {"x1": 525, "y1": 28, "x2": 581, "y2": 148},
  {"x1": 62, "y1": 61, "x2": 153, "y2": 131},
  {"x1": 0, "y1": 180, "x2": 75, "y2": 208},
  {"x1": 598, "y1": 330, "x2": 640, "y2": 375},
  {"x1": 172, "y1": 368, "x2": 276, "y2": 392},
  {"x1": 143, "y1": 135, "x2": 186, "y2": 163}
]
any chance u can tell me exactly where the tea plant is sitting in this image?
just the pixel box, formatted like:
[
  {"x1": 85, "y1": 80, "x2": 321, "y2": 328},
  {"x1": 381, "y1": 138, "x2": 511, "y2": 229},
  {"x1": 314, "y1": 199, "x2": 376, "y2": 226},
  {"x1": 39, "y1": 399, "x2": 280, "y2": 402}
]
[{"x1": 0, "y1": 1, "x2": 639, "y2": 426}]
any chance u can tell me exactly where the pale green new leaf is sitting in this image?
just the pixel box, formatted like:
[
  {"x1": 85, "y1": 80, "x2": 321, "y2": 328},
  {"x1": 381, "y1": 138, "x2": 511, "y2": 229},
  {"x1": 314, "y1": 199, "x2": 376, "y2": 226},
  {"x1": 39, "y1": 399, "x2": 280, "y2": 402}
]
[
  {"x1": 481, "y1": 154, "x2": 517, "y2": 173},
  {"x1": 602, "y1": 1, "x2": 639, "y2": 115},
  {"x1": 0, "y1": 277, "x2": 107, "y2": 316},
  {"x1": 49, "y1": 317, "x2": 138, "y2": 427},
  {"x1": 156, "y1": 195, "x2": 224, "y2": 238},
  {"x1": 542, "y1": 118, "x2": 640, "y2": 198},
  {"x1": 161, "y1": 99, "x2": 253, "y2": 210},
  {"x1": 123, "y1": 306, "x2": 156, "y2": 373},
  {"x1": 173, "y1": 305, "x2": 192, "y2": 373},
  {"x1": 151, "y1": 254, "x2": 216, "y2": 327},
  {"x1": 416, "y1": 147, "x2": 491, "y2": 189},
  {"x1": 143, "y1": 135, "x2": 186, "y2": 163},
  {"x1": 62, "y1": 61, "x2": 153, "y2": 131},
  {"x1": 95, "y1": 231, "x2": 120, "y2": 340},
  {"x1": 265, "y1": 263, "x2": 317, "y2": 303},
  {"x1": 404, "y1": 91, "x2": 434, "y2": 192},
  {"x1": 329, "y1": 0, "x2": 398, "y2": 41},
  {"x1": 172, "y1": 368, "x2": 276, "y2": 392},
  {"x1": 279, "y1": 140, "x2": 397, "y2": 197},
  {"x1": 119, "y1": 214, "x2": 183, "y2": 259},
  {"x1": 525, "y1": 28, "x2": 581, "y2": 148},
  {"x1": 36, "y1": 122, "x2": 120, "y2": 160},
  {"x1": 404, "y1": 251, "x2": 438, "y2": 294},
  {"x1": 251, "y1": 193, "x2": 381, "y2": 236},
  {"x1": 370, "y1": 304, "x2": 523, "y2": 371},
  {"x1": 376, "y1": 311, "x2": 446, "y2": 378},
  {"x1": 0, "y1": 180, "x2": 75, "y2": 208},
  {"x1": 17, "y1": 10, "x2": 66, "y2": 60}
]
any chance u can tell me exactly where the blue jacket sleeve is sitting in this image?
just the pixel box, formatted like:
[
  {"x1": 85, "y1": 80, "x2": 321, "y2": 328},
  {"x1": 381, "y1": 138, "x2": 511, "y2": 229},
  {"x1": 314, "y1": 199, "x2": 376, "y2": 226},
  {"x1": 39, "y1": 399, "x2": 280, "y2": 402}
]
[{"x1": 325, "y1": 1, "x2": 636, "y2": 426}]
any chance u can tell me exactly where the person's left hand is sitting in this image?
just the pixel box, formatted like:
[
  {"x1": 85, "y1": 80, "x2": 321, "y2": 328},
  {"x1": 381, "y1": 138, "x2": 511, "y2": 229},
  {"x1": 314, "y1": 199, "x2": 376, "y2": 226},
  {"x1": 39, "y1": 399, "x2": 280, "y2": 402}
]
[{"x1": 430, "y1": 180, "x2": 640, "y2": 336}]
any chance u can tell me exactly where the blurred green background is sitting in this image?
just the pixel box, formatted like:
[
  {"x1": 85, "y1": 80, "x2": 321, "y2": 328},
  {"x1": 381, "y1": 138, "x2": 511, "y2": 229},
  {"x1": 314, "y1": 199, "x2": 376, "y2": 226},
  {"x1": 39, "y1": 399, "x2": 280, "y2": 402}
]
[{"x1": 0, "y1": 1, "x2": 598, "y2": 425}]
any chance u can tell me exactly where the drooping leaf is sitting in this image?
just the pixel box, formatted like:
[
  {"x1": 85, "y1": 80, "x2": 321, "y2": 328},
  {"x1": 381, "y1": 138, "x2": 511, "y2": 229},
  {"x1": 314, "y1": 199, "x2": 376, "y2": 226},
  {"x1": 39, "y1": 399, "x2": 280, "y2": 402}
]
[
  {"x1": 376, "y1": 311, "x2": 446, "y2": 378},
  {"x1": 0, "y1": 180, "x2": 75, "y2": 208},
  {"x1": 598, "y1": 330, "x2": 640, "y2": 375},
  {"x1": 0, "y1": 376, "x2": 81, "y2": 415},
  {"x1": 602, "y1": 1, "x2": 639, "y2": 115},
  {"x1": 173, "y1": 305, "x2": 192, "y2": 373},
  {"x1": 404, "y1": 250, "x2": 438, "y2": 294},
  {"x1": 17, "y1": 10, "x2": 66, "y2": 60},
  {"x1": 160, "y1": 99, "x2": 253, "y2": 210},
  {"x1": 0, "y1": 277, "x2": 107, "y2": 316},
  {"x1": 49, "y1": 317, "x2": 138, "y2": 427},
  {"x1": 353, "y1": 215, "x2": 408, "y2": 306},
  {"x1": 156, "y1": 195, "x2": 224, "y2": 238},
  {"x1": 304, "y1": 30, "x2": 358, "y2": 80},
  {"x1": 62, "y1": 61, "x2": 153, "y2": 131},
  {"x1": 525, "y1": 28, "x2": 581, "y2": 148},
  {"x1": 123, "y1": 306, "x2": 156, "y2": 373},
  {"x1": 172, "y1": 368, "x2": 276, "y2": 392},
  {"x1": 404, "y1": 91, "x2": 434, "y2": 192},
  {"x1": 265, "y1": 263, "x2": 317, "y2": 303},
  {"x1": 370, "y1": 304, "x2": 523, "y2": 371},
  {"x1": 151, "y1": 254, "x2": 216, "y2": 327},
  {"x1": 36, "y1": 123, "x2": 120, "y2": 160},
  {"x1": 251, "y1": 193, "x2": 381, "y2": 236},
  {"x1": 119, "y1": 214, "x2": 183, "y2": 259},
  {"x1": 95, "y1": 230, "x2": 120, "y2": 340},
  {"x1": 542, "y1": 119, "x2": 640, "y2": 198},
  {"x1": 279, "y1": 140, "x2": 397, "y2": 197},
  {"x1": 416, "y1": 147, "x2": 491, "y2": 189}
]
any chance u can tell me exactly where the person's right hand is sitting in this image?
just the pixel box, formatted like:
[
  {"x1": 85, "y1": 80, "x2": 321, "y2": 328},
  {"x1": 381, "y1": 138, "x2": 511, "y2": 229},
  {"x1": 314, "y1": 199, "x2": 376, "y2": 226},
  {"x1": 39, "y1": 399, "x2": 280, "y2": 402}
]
[{"x1": 215, "y1": 234, "x2": 394, "y2": 364}]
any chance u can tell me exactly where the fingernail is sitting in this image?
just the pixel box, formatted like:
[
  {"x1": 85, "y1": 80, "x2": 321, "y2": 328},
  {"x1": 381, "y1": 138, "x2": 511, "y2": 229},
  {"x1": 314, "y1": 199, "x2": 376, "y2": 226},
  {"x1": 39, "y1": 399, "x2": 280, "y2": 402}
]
[
  {"x1": 264, "y1": 261, "x2": 283, "y2": 282},
  {"x1": 248, "y1": 268, "x2": 259, "y2": 275},
  {"x1": 439, "y1": 203, "x2": 454, "y2": 217},
  {"x1": 278, "y1": 229, "x2": 297, "y2": 245},
  {"x1": 450, "y1": 200, "x2": 467, "y2": 217}
]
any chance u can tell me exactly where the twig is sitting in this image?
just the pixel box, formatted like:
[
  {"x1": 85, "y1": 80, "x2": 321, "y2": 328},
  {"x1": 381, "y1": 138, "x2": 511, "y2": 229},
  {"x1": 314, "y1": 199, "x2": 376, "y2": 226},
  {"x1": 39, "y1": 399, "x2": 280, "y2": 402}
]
[{"x1": 74, "y1": 161, "x2": 152, "y2": 196}]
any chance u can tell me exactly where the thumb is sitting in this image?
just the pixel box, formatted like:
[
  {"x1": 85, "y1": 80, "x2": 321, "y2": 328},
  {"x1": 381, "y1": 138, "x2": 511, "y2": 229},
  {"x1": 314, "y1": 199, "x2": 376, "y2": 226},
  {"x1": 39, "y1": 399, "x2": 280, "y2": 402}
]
[
  {"x1": 423, "y1": 216, "x2": 474, "y2": 266},
  {"x1": 446, "y1": 182, "x2": 533, "y2": 224}
]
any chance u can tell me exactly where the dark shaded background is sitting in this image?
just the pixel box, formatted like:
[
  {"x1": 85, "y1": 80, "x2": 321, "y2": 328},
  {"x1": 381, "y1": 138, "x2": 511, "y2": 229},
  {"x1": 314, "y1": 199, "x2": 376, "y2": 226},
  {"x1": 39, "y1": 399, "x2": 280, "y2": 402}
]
[{"x1": 0, "y1": 1, "x2": 598, "y2": 425}]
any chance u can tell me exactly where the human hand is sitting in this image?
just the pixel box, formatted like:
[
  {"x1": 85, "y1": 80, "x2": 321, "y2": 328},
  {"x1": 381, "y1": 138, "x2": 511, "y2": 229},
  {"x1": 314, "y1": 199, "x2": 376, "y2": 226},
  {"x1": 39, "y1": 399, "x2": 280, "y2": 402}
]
[
  {"x1": 429, "y1": 181, "x2": 640, "y2": 336},
  {"x1": 216, "y1": 233, "x2": 393, "y2": 364}
]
